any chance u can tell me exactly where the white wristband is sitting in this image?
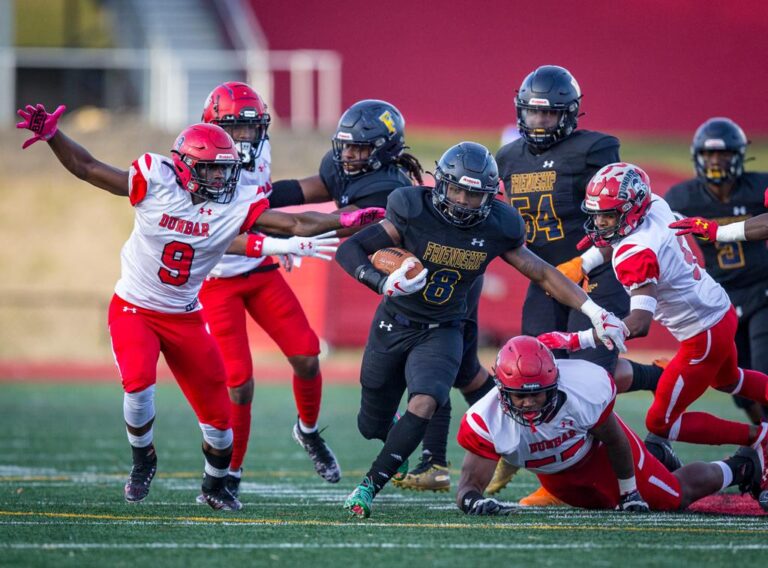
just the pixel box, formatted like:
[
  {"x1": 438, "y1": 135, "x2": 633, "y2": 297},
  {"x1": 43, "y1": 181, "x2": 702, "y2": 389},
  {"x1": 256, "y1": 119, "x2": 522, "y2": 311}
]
[
  {"x1": 580, "y1": 298, "x2": 602, "y2": 320},
  {"x1": 630, "y1": 294, "x2": 657, "y2": 314},
  {"x1": 715, "y1": 221, "x2": 746, "y2": 242},
  {"x1": 261, "y1": 236, "x2": 290, "y2": 256},
  {"x1": 618, "y1": 476, "x2": 637, "y2": 495},
  {"x1": 580, "y1": 247, "x2": 605, "y2": 274},
  {"x1": 577, "y1": 329, "x2": 597, "y2": 349}
]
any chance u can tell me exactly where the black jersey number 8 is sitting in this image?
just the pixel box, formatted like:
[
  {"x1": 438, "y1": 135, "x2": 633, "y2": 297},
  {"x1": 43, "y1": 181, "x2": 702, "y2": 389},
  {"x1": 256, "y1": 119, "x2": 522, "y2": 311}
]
[
  {"x1": 423, "y1": 268, "x2": 461, "y2": 305},
  {"x1": 159, "y1": 240, "x2": 196, "y2": 286}
]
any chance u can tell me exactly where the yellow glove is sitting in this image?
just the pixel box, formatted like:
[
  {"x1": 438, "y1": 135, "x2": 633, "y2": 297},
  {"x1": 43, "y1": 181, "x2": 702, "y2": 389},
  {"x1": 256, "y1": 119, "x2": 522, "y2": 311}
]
[{"x1": 556, "y1": 256, "x2": 584, "y2": 285}]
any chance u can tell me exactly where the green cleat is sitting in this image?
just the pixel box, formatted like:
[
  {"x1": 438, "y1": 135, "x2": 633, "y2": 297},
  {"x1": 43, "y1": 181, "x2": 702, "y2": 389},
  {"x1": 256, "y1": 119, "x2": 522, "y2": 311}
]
[
  {"x1": 392, "y1": 458, "x2": 409, "y2": 482},
  {"x1": 344, "y1": 478, "x2": 376, "y2": 518}
]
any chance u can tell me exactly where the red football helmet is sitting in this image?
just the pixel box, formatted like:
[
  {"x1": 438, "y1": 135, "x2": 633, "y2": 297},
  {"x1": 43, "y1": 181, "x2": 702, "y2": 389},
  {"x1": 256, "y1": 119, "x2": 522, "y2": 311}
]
[
  {"x1": 201, "y1": 82, "x2": 270, "y2": 167},
  {"x1": 171, "y1": 123, "x2": 241, "y2": 204},
  {"x1": 581, "y1": 162, "x2": 652, "y2": 246},
  {"x1": 493, "y1": 336, "x2": 560, "y2": 427}
]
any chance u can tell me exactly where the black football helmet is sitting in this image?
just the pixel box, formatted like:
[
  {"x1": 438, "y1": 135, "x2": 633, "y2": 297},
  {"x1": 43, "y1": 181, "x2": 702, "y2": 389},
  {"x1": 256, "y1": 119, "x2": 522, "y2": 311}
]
[
  {"x1": 432, "y1": 142, "x2": 499, "y2": 227},
  {"x1": 331, "y1": 99, "x2": 405, "y2": 178},
  {"x1": 515, "y1": 65, "x2": 582, "y2": 149},
  {"x1": 691, "y1": 117, "x2": 747, "y2": 185}
]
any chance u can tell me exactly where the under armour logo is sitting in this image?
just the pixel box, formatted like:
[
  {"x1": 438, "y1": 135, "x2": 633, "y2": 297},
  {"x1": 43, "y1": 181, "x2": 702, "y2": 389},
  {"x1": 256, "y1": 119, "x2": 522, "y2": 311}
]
[
  {"x1": 258, "y1": 164, "x2": 265, "y2": 172},
  {"x1": 560, "y1": 419, "x2": 574, "y2": 428},
  {"x1": 341, "y1": 195, "x2": 349, "y2": 206},
  {"x1": 695, "y1": 219, "x2": 709, "y2": 229},
  {"x1": 733, "y1": 206, "x2": 747, "y2": 216},
  {"x1": 122, "y1": 306, "x2": 137, "y2": 314},
  {"x1": 379, "y1": 321, "x2": 393, "y2": 331},
  {"x1": 199, "y1": 207, "x2": 213, "y2": 215},
  {"x1": 471, "y1": 238, "x2": 485, "y2": 247},
  {"x1": 543, "y1": 160, "x2": 554, "y2": 168},
  {"x1": 299, "y1": 242, "x2": 314, "y2": 251}
]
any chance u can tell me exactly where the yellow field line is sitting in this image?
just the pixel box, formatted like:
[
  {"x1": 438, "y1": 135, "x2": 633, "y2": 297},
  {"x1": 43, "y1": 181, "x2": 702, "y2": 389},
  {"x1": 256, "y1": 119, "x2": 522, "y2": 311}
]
[{"x1": 0, "y1": 510, "x2": 765, "y2": 534}]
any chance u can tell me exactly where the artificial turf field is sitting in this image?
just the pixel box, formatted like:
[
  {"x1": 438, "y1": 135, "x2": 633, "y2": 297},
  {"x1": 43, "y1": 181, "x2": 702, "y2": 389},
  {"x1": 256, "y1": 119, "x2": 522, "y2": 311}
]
[{"x1": 1, "y1": 381, "x2": 766, "y2": 567}]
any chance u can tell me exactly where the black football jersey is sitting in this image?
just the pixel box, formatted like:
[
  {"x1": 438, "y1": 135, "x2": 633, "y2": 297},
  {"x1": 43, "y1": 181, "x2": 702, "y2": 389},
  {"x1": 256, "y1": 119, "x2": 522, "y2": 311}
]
[
  {"x1": 318, "y1": 150, "x2": 414, "y2": 208},
  {"x1": 496, "y1": 130, "x2": 620, "y2": 266},
  {"x1": 664, "y1": 172, "x2": 768, "y2": 290},
  {"x1": 384, "y1": 187, "x2": 525, "y2": 322}
]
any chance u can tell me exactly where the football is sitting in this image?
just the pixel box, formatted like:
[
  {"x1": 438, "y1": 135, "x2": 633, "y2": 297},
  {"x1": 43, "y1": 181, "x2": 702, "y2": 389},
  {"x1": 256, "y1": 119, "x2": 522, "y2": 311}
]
[{"x1": 371, "y1": 247, "x2": 424, "y2": 279}]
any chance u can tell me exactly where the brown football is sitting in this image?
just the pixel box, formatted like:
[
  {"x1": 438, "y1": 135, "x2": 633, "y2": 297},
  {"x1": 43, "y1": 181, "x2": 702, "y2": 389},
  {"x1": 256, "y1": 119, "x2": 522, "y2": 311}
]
[{"x1": 371, "y1": 247, "x2": 424, "y2": 279}]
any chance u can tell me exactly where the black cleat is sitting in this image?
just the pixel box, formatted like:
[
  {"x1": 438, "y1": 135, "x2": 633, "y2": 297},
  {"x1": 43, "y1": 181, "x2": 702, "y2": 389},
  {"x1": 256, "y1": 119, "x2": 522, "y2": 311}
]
[
  {"x1": 292, "y1": 423, "x2": 341, "y2": 483},
  {"x1": 200, "y1": 474, "x2": 243, "y2": 511},
  {"x1": 732, "y1": 446, "x2": 762, "y2": 499},
  {"x1": 224, "y1": 472, "x2": 241, "y2": 498},
  {"x1": 124, "y1": 450, "x2": 157, "y2": 503},
  {"x1": 644, "y1": 433, "x2": 683, "y2": 472}
]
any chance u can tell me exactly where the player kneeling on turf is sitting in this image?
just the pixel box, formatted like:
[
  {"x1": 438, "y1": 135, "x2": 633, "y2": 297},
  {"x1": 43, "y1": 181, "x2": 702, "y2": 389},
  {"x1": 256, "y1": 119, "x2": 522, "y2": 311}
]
[{"x1": 456, "y1": 336, "x2": 766, "y2": 514}]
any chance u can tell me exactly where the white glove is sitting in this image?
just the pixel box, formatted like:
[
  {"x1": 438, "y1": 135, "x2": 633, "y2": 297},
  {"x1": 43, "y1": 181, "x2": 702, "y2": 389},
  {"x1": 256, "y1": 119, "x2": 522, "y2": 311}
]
[
  {"x1": 581, "y1": 299, "x2": 629, "y2": 353},
  {"x1": 278, "y1": 254, "x2": 303, "y2": 272},
  {"x1": 261, "y1": 231, "x2": 339, "y2": 260},
  {"x1": 381, "y1": 261, "x2": 428, "y2": 297}
]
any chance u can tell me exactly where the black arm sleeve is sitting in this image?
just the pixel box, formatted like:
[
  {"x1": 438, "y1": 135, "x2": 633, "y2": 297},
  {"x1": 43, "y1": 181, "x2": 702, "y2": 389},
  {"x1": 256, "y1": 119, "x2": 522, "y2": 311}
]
[
  {"x1": 335, "y1": 223, "x2": 397, "y2": 293},
  {"x1": 268, "y1": 179, "x2": 306, "y2": 208}
]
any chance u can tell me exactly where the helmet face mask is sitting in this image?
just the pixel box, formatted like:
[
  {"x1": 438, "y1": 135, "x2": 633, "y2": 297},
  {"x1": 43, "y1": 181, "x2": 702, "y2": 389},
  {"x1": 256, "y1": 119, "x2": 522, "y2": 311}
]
[
  {"x1": 202, "y1": 82, "x2": 271, "y2": 167},
  {"x1": 432, "y1": 142, "x2": 499, "y2": 228},
  {"x1": 691, "y1": 118, "x2": 747, "y2": 185},
  {"x1": 171, "y1": 123, "x2": 242, "y2": 204},
  {"x1": 493, "y1": 336, "x2": 560, "y2": 428},
  {"x1": 331, "y1": 100, "x2": 405, "y2": 179},
  {"x1": 515, "y1": 65, "x2": 581, "y2": 150},
  {"x1": 582, "y1": 162, "x2": 652, "y2": 247}
]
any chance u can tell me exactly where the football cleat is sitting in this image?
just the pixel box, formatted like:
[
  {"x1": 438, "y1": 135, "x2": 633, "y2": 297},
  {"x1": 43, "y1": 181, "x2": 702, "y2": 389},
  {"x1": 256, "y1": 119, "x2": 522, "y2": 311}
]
[
  {"x1": 392, "y1": 457, "x2": 409, "y2": 482},
  {"x1": 644, "y1": 433, "x2": 683, "y2": 472},
  {"x1": 392, "y1": 456, "x2": 450, "y2": 492},
  {"x1": 751, "y1": 423, "x2": 768, "y2": 496},
  {"x1": 732, "y1": 446, "x2": 762, "y2": 499},
  {"x1": 292, "y1": 422, "x2": 341, "y2": 483},
  {"x1": 200, "y1": 475, "x2": 243, "y2": 511},
  {"x1": 195, "y1": 471, "x2": 241, "y2": 504},
  {"x1": 124, "y1": 452, "x2": 157, "y2": 503},
  {"x1": 519, "y1": 486, "x2": 565, "y2": 507},
  {"x1": 344, "y1": 477, "x2": 376, "y2": 518},
  {"x1": 485, "y1": 459, "x2": 518, "y2": 495}
]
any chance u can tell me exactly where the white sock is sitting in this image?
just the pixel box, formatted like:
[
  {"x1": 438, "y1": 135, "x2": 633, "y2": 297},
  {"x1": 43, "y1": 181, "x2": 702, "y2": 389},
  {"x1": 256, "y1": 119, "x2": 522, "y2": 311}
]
[
  {"x1": 299, "y1": 420, "x2": 318, "y2": 434},
  {"x1": 714, "y1": 461, "x2": 733, "y2": 491}
]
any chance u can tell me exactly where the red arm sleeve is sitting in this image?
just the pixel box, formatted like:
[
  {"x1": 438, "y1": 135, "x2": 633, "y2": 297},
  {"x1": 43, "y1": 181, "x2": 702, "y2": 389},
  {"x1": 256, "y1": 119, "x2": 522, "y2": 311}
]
[
  {"x1": 457, "y1": 413, "x2": 500, "y2": 460},
  {"x1": 614, "y1": 244, "x2": 660, "y2": 290},
  {"x1": 239, "y1": 199, "x2": 270, "y2": 234},
  {"x1": 128, "y1": 153, "x2": 153, "y2": 206}
]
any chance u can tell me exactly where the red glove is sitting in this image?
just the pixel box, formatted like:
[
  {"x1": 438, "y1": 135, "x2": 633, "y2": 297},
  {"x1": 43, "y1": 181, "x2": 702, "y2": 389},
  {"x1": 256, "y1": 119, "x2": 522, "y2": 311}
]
[
  {"x1": 339, "y1": 207, "x2": 386, "y2": 228},
  {"x1": 16, "y1": 103, "x2": 67, "y2": 149},
  {"x1": 537, "y1": 331, "x2": 582, "y2": 352},
  {"x1": 576, "y1": 236, "x2": 593, "y2": 251},
  {"x1": 669, "y1": 217, "x2": 718, "y2": 242}
]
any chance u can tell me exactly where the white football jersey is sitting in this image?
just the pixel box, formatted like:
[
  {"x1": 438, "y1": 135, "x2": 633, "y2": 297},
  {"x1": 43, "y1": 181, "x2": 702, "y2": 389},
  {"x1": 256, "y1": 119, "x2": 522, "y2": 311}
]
[
  {"x1": 459, "y1": 359, "x2": 616, "y2": 474},
  {"x1": 208, "y1": 141, "x2": 274, "y2": 278},
  {"x1": 114, "y1": 153, "x2": 268, "y2": 313},
  {"x1": 611, "y1": 196, "x2": 730, "y2": 340}
]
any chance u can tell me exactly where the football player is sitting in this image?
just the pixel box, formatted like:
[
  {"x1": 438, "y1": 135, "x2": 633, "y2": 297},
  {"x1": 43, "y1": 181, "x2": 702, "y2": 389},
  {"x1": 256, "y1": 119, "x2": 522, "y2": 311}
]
[
  {"x1": 335, "y1": 141, "x2": 629, "y2": 518},
  {"x1": 493, "y1": 65, "x2": 666, "y2": 504},
  {"x1": 15, "y1": 103, "x2": 383, "y2": 510},
  {"x1": 457, "y1": 336, "x2": 766, "y2": 515},
  {"x1": 196, "y1": 82, "x2": 341, "y2": 498},
  {"x1": 539, "y1": 162, "x2": 768, "y2": 508},
  {"x1": 665, "y1": 118, "x2": 768, "y2": 425},
  {"x1": 269, "y1": 100, "x2": 495, "y2": 492}
]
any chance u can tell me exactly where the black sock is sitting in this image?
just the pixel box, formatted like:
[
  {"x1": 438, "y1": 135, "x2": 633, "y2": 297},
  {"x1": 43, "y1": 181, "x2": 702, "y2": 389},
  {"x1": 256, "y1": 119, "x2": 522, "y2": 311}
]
[
  {"x1": 463, "y1": 375, "x2": 495, "y2": 406},
  {"x1": 366, "y1": 411, "x2": 430, "y2": 494},
  {"x1": 627, "y1": 360, "x2": 663, "y2": 392},
  {"x1": 131, "y1": 443, "x2": 156, "y2": 464},
  {"x1": 723, "y1": 453, "x2": 755, "y2": 490},
  {"x1": 420, "y1": 401, "x2": 451, "y2": 466}
]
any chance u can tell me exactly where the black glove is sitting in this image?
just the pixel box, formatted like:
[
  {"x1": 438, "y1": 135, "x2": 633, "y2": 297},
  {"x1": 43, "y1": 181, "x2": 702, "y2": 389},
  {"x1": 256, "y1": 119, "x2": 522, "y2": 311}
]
[
  {"x1": 617, "y1": 489, "x2": 649, "y2": 512},
  {"x1": 461, "y1": 491, "x2": 517, "y2": 516}
]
